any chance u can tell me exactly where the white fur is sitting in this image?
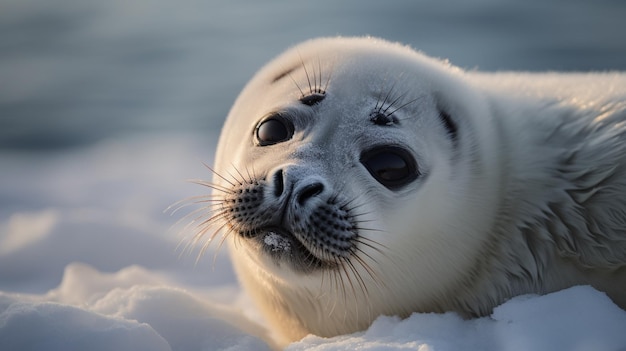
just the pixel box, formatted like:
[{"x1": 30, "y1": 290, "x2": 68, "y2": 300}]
[{"x1": 213, "y1": 37, "x2": 626, "y2": 345}]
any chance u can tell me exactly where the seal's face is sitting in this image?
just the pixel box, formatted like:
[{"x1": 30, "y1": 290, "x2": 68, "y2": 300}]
[
  {"x1": 204, "y1": 38, "x2": 500, "y2": 342},
  {"x1": 219, "y1": 64, "x2": 434, "y2": 274},
  {"x1": 220, "y1": 65, "x2": 439, "y2": 269}
]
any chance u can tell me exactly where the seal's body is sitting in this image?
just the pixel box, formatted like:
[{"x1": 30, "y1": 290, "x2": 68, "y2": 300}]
[{"x1": 203, "y1": 37, "x2": 626, "y2": 344}]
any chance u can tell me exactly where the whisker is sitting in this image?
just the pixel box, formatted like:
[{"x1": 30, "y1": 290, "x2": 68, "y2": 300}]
[
  {"x1": 190, "y1": 215, "x2": 231, "y2": 263},
  {"x1": 196, "y1": 222, "x2": 230, "y2": 264},
  {"x1": 202, "y1": 162, "x2": 237, "y2": 188},
  {"x1": 178, "y1": 207, "x2": 222, "y2": 230},
  {"x1": 319, "y1": 275, "x2": 335, "y2": 316},
  {"x1": 188, "y1": 179, "x2": 233, "y2": 194},
  {"x1": 195, "y1": 210, "x2": 231, "y2": 232},
  {"x1": 171, "y1": 205, "x2": 222, "y2": 240},
  {"x1": 191, "y1": 199, "x2": 225, "y2": 205},
  {"x1": 344, "y1": 201, "x2": 370, "y2": 213},
  {"x1": 224, "y1": 169, "x2": 243, "y2": 187},
  {"x1": 374, "y1": 78, "x2": 387, "y2": 111},
  {"x1": 165, "y1": 195, "x2": 220, "y2": 215},
  {"x1": 177, "y1": 211, "x2": 224, "y2": 259},
  {"x1": 356, "y1": 245, "x2": 390, "y2": 295},
  {"x1": 299, "y1": 52, "x2": 313, "y2": 95},
  {"x1": 250, "y1": 164, "x2": 261, "y2": 182},
  {"x1": 340, "y1": 259, "x2": 358, "y2": 314},
  {"x1": 214, "y1": 221, "x2": 238, "y2": 256},
  {"x1": 387, "y1": 95, "x2": 424, "y2": 116},
  {"x1": 355, "y1": 229, "x2": 389, "y2": 258},
  {"x1": 212, "y1": 227, "x2": 237, "y2": 266},
  {"x1": 378, "y1": 79, "x2": 399, "y2": 112},
  {"x1": 244, "y1": 165, "x2": 254, "y2": 184},
  {"x1": 354, "y1": 225, "x2": 385, "y2": 232},
  {"x1": 185, "y1": 207, "x2": 227, "y2": 235},
  {"x1": 382, "y1": 91, "x2": 409, "y2": 115},
  {"x1": 352, "y1": 218, "x2": 381, "y2": 226},
  {"x1": 188, "y1": 219, "x2": 227, "y2": 251},
  {"x1": 347, "y1": 256, "x2": 369, "y2": 297},
  {"x1": 316, "y1": 56, "x2": 323, "y2": 93},
  {"x1": 353, "y1": 244, "x2": 383, "y2": 270},
  {"x1": 288, "y1": 73, "x2": 305, "y2": 98},
  {"x1": 231, "y1": 163, "x2": 248, "y2": 185},
  {"x1": 341, "y1": 258, "x2": 366, "y2": 324},
  {"x1": 323, "y1": 59, "x2": 335, "y2": 93},
  {"x1": 328, "y1": 266, "x2": 343, "y2": 318}
]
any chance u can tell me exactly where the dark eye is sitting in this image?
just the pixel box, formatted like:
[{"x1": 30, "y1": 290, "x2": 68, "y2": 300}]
[
  {"x1": 360, "y1": 146, "x2": 419, "y2": 189},
  {"x1": 255, "y1": 114, "x2": 293, "y2": 146}
]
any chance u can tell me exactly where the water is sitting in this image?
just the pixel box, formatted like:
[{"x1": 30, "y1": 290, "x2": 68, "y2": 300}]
[{"x1": 1, "y1": 0, "x2": 625, "y2": 151}]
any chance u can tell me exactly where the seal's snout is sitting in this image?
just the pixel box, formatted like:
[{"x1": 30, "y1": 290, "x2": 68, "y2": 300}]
[{"x1": 222, "y1": 164, "x2": 357, "y2": 269}]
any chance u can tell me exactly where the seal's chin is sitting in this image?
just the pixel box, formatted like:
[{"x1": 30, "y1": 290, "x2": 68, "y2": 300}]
[{"x1": 250, "y1": 227, "x2": 330, "y2": 271}]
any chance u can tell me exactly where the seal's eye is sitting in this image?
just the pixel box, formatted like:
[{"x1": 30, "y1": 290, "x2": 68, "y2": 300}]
[
  {"x1": 255, "y1": 114, "x2": 294, "y2": 146},
  {"x1": 360, "y1": 146, "x2": 419, "y2": 189}
]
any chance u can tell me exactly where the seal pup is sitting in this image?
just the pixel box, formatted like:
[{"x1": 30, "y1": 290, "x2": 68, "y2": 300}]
[{"x1": 186, "y1": 37, "x2": 626, "y2": 344}]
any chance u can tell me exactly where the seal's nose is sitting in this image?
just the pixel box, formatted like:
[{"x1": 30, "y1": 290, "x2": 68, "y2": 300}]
[
  {"x1": 269, "y1": 166, "x2": 326, "y2": 206},
  {"x1": 296, "y1": 182, "x2": 324, "y2": 205},
  {"x1": 272, "y1": 169, "x2": 285, "y2": 198}
]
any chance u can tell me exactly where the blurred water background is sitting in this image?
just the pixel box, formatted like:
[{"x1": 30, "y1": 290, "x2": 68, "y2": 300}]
[{"x1": 2, "y1": 0, "x2": 625, "y2": 151}]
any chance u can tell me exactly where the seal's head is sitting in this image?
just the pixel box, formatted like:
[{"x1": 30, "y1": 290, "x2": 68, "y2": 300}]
[{"x1": 201, "y1": 37, "x2": 502, "y2": 343}]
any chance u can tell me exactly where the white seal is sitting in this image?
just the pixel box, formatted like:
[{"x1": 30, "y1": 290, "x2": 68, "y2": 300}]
[{"x1": 189, "y1": 37, "x2": 626, "y2": 344}]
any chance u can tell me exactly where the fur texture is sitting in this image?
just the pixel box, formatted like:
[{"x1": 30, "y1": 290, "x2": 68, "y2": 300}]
[{"x1": 201, "y1": 37, "x2": 626, "y2": 345}]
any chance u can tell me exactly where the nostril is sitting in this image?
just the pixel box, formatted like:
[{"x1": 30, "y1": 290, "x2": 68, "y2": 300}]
[
  {"x1": 273, "y1": 169, "x2": 284, "y2": 198},
  {"x1": 296, "y1": 182, "x2": 324, "y2": 206}
]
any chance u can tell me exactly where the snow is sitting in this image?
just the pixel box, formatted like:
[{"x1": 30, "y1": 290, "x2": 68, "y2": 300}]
[
  {"x1": 264, "y1": 232, "x2": 292, "y2": 253},
  {"x1": 289, "y1": 286, "x2": 626, "y2": 351},
  {"x1": 1, "y1": 135, "x2": 626, "y2": 350}
]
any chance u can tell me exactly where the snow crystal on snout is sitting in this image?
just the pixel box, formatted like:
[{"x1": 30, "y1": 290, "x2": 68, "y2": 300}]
[{"x1": 264, "y1": 232, "x2": 291, "y2": 252}]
